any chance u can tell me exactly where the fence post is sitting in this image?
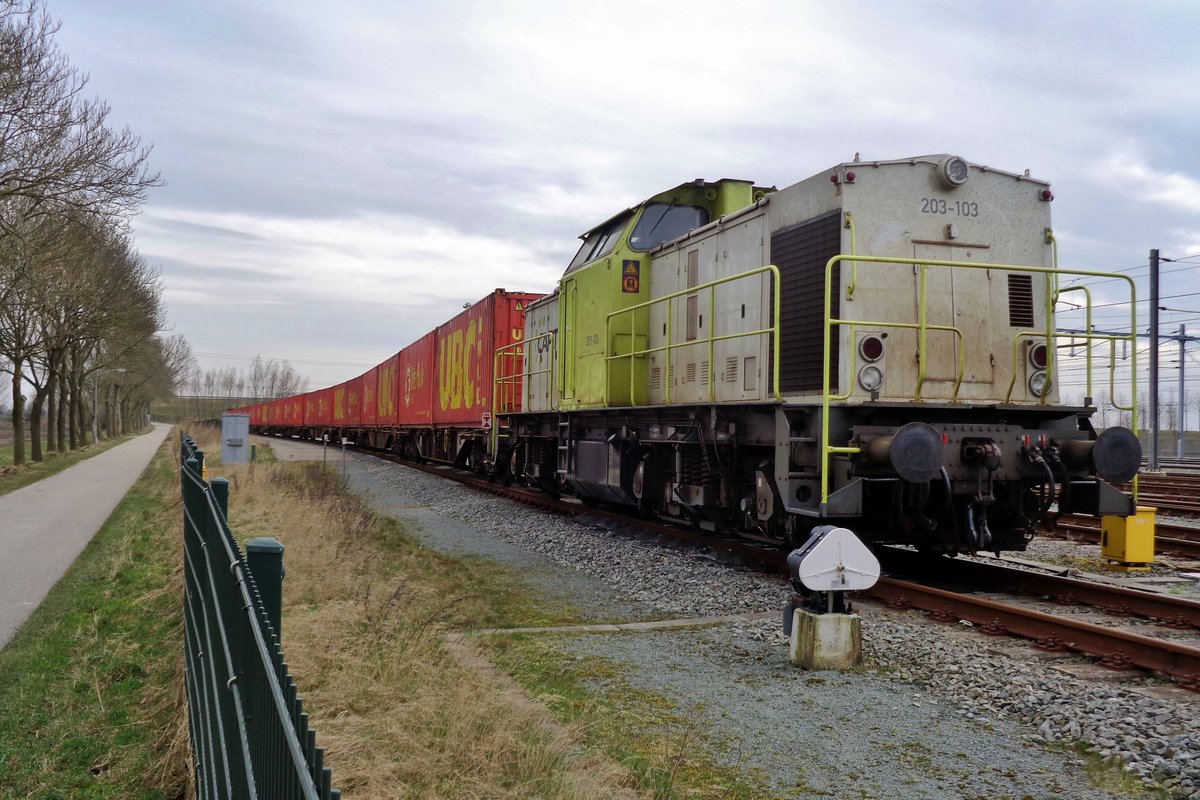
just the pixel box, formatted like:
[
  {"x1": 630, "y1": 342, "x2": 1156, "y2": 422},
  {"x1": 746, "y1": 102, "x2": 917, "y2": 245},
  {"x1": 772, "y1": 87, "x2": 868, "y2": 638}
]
[
  {"x1": 211, "y1": 477, "x2": 230, "y2": 521},
  {"x1": 246, "y1": 537, "x2": 285, "y2": 638}
]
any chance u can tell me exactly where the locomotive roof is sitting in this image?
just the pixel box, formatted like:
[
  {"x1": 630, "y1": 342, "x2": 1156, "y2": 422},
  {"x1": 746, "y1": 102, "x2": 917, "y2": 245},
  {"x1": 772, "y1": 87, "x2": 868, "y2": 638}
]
[{"x1": 824, "y1": 154, "x2": 1050, "y2": 187}]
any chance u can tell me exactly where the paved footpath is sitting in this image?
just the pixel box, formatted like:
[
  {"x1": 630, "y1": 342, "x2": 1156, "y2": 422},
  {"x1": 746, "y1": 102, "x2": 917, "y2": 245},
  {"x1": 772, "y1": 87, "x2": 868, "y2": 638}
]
[{"x1": 0, "y1": 422, "x2": 171, "y2": 650}]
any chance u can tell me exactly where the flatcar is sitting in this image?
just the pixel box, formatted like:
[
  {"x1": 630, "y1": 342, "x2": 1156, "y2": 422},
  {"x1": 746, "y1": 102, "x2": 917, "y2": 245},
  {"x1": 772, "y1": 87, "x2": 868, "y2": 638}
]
[
  {"x1": 496, "y1": 154, "x2": 1142, "y2": 554},
  {"x1": 243, "y1": 154, "x2": 1142, "y2": 556}
]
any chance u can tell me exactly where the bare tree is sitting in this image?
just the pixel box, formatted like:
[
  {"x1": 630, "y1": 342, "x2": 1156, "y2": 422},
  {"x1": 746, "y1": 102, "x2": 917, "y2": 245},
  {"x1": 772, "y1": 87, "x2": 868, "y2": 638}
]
[
  {"x1": 0, "y1": 1, "x2": 162, "y2": 462},
  {"x1": 0, "y1": 2, "x2": 160, "y2": 224}
]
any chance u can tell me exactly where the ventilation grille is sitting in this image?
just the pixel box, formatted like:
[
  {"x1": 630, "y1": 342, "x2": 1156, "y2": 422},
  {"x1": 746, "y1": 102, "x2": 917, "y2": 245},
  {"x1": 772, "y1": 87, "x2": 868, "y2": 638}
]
[
  {"x1": 685, "y1": 363, "x2": 696, "y2": 383},
  {"x1": 723, "y1": 356, "x2": 738, "y2": 383},
  {"x1": 699, "y1": 360, "x2": 709, "y2": 385},
  {"x1": 1008, "y1": 274, "x2": 1035, "y2": 327},
  {"x1": 650, "y1": 367, "x2": 661, "y2": 390},
  {"x1": 771, "y1": 210, "x2": 842, "y2": 393}
]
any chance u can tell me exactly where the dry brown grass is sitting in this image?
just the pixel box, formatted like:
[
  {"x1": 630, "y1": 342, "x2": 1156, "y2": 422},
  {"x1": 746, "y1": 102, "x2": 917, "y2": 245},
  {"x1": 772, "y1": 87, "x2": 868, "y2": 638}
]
[{"x1": 205, "y1": 438, "x2": 643, "y2": 800}]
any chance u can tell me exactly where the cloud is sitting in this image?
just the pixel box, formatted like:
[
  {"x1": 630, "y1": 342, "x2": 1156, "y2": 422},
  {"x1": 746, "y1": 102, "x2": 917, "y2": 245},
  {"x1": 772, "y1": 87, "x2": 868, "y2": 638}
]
[
  {"x1": 137, "y1": 204, "x2": 566, "y2": 318},
  {"x1": 1090, "y1": 153, "x2": 1200, "y2": 215}
]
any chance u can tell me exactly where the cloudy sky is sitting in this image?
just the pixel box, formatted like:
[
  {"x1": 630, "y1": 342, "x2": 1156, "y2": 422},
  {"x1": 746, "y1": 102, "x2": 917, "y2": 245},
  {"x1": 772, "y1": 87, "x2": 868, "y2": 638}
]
[{"x1": 41, "y1": 0, "x2": 1200, "y2": 408}]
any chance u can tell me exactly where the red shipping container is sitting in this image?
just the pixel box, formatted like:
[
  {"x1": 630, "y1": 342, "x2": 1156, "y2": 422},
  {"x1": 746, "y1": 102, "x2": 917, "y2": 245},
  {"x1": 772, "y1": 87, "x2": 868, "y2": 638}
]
[
  {"x1": 303, "y1": 392, "x2": 317, "y2": 426},
  {"x1": 347, "y1": 376, "x2": 362, "y2": 426},
  {"x1": 398, "y1": 331, "x2": 437, "y2": 426},
  {"x1": 285, "y1": 395, "x2": 303, "y2": 426},
  {"x1": 376, "y1": 353, "x2": 400, "y2": 426},
  {"x1": 315, "y1": 387, "x2": 335, "y2": 426},
  {"x1": 361, "y1": 367, "x2": 378, "y2": 426},
  {"x1": 432, "y1": 289, "x2": 542, "y2": 428},
  {"x1": 333, "y1": 376, "x2": 363, "y2": 426}
]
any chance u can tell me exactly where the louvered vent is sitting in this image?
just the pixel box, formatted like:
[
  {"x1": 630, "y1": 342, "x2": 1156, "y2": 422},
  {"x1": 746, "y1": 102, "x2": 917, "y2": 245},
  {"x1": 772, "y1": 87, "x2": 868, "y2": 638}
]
[
  {"x1": 1008, "y1": 274, "x2": 1035, "y2": 327},
  {"x1": 723, "y1": 356, "x2": 738, "y2": 382},
  {"x1": 650, "y1": 367, "x2": 661, "y2": 390},
  {"x1": 699, "y1": 360, "x2": 709, "y2": 385},
  {"x1": 685, "y1": 363, "x2": 697, "y2": 383},
  {"x1": 771, "y1": 210, "x2": 842, "y2": 393}
]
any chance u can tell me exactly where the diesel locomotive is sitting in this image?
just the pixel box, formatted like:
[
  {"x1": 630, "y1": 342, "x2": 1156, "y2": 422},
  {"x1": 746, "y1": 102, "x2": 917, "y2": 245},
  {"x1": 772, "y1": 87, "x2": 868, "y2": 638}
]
[{"x1": 246, "y1": 154, "x2": 1143, "y2": 555}]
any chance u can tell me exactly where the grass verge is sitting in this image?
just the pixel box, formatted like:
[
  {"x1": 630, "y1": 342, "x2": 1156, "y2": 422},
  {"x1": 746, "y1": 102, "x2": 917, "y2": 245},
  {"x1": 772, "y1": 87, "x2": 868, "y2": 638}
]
[
  {"x1": 200, "y1": 432, "x2": 785, "y2": 799},
  {"x1": 205, "y1": 452, "x2": 626, "y2": 797},
  {"x1": 489, "y1": 636, "x2": 769, "y2": 800},
  {"x1": 0, "y1": 436, "x2": 189, "y2": 798},
  {"x1": 0, "y1": 432, "x2": 141, "y2": 497}
]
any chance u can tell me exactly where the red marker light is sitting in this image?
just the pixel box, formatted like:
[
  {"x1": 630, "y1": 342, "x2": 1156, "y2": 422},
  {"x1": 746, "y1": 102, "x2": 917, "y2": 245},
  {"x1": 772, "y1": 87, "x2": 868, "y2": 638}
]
[
  {"x1": 1030, "y1": 343, "x2": 1048, "y2": 369},
  {"x1": 1039, "y1": 189, "x2": 1054, "y2": 201},
  {"x1": 845, "y1": 171, "x2": 856, "y2": 183},
  {"x1": 859, "y1": 335, "x2": 884, "y2": 362},
  {"x1": 830, "y1": 173, "x2": 840, "y2": 184}
]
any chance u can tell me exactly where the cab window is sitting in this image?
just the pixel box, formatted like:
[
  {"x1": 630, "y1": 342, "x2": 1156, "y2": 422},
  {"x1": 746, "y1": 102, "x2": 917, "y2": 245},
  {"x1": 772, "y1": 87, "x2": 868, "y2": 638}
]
[
  {"x1": 567, "y1": 212, "x2": 632, "y2": 271},
  {"x1": 628, "y1": 203, "x2": 708, "y2": 251}
]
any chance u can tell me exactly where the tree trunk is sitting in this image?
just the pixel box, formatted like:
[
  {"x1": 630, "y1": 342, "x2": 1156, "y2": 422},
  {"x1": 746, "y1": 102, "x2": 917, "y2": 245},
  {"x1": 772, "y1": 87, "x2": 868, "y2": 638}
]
[
  {"x1": 46, "y1": 367, "x2": 58, "y2": 456},
  {"x1": 112, "y1": 384, "x2": 122, "y2": 436},
  {"x1": 11, "y1": 368, "x2": 25, "y2": 465},
  {"x1": 71, "y1": 348, "x2": 89, "y2": 446},
  {"x1": 56, "y1": 353, "x2": 68, "y2": 453},
  {"x1": 67, "y1": 366, "x2": 79, "y2": 450},
  {"x1": 29, "y1": 386, "x2": 45, "y2": 462}
]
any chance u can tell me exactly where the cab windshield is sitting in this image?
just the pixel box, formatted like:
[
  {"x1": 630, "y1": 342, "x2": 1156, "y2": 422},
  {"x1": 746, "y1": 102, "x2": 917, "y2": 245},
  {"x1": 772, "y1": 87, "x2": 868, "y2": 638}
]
[
  {"x1": 567, "y1": 212, "x2": 632, "y2": 271},
  {"x1": 628, "y1": 203, "x2": 708, "y2": 251}
]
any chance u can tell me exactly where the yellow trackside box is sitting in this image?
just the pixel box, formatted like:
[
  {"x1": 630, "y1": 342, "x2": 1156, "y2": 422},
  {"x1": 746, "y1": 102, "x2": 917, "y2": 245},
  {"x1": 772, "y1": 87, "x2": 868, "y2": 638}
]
[{"x1": 1100, "y1": 506, "x2": 1156, "y2": 565}]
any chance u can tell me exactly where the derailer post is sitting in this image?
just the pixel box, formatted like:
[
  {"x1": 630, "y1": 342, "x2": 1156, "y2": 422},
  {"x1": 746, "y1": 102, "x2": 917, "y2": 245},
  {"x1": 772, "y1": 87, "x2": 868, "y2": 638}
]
[{"x1": 783, "y1": 526, "x2": 880, "y2": 669}]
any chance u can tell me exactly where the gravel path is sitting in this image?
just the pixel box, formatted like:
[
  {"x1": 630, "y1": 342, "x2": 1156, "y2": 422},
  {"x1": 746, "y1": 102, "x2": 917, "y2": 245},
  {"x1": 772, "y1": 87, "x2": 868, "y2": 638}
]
[{"x1": 264, "y1": 438, "x2": 1200, "y2": 798}]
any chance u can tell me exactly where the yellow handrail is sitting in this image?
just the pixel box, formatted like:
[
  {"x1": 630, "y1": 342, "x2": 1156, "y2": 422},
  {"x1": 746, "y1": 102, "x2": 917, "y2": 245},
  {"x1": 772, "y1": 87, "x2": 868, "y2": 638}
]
[
  {"x1": 844, "y1": 212, "x2": 857, "y2": 300},
  {"x1": 605, "y1": 265, "x2": 783, "y2": 406},
  {"x1": 491, "y1": 331, "x2": 556, "y2": 456},
  {"x1": 828, "y1": 321, "x2": 965, "y2": 403},
  {"x1": 1056, "y1": 285, "x2": 1093, "y2": 398}
]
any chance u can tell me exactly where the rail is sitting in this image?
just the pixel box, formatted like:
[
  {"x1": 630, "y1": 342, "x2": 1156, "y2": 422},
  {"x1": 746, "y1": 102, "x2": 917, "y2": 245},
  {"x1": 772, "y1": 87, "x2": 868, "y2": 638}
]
[
  {"x1": 180, "y1": 433, "x2": 340, "y2": 800},
  {"x1": 604, "y1": 264, "x2": 783, "y2": 405},
  {"x1": 819, "y1": 253, "x2": 1139, "y2": 510}
]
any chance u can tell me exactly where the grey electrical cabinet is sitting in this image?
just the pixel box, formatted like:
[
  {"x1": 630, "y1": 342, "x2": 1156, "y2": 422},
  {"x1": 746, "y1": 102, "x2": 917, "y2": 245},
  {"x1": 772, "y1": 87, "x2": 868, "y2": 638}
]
[{"x1": 221, "y1": 413, "x2": 251, "y2": 464}]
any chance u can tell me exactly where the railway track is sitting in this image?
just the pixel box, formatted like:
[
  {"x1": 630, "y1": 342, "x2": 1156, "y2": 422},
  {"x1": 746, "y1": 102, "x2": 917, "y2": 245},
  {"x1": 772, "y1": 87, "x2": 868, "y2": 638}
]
[
  {"x1": 1124, "y1": 473, "x2": 1200, "y2": 515},
  {"x1": 370, "y1": 451, "x2": 1200, "y2": 692}
]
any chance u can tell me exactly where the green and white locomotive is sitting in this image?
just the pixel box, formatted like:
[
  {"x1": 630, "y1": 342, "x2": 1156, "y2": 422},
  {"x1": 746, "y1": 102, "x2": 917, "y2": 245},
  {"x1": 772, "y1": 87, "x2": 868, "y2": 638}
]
[{"x1": 497, "y1": 155, "x2": 1142, "y2": 554}]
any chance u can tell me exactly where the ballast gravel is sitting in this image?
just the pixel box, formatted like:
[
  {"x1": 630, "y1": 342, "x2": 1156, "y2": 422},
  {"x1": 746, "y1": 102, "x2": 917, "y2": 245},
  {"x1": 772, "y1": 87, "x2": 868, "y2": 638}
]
[{"x1": 282, "y1": 441, "x2": 1199, "y2": 799}]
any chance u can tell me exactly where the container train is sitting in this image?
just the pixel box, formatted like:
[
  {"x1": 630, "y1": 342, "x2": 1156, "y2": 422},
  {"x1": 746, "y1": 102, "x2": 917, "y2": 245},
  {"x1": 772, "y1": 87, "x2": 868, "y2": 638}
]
[{"x1": 239, "y1": 154, "x2": 1143, "y2": 555}]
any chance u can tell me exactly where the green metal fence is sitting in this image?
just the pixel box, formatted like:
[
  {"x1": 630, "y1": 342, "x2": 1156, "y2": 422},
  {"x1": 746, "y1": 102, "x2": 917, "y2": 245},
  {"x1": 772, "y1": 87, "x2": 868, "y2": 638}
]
[{"x1": 181, "y1": 432, "x2": 340, "y2": 799}]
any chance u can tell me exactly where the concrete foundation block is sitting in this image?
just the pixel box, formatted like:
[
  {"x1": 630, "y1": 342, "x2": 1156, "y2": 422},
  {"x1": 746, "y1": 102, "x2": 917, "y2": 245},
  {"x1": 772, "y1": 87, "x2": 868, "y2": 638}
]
[{"x1": 788, "y1": 609, "x2": 862, "y2": 669}]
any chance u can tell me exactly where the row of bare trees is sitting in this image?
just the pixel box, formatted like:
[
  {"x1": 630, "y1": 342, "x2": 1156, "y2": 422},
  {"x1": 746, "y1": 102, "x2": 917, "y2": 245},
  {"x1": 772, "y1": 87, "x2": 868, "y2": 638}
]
[
  {"x1": 187, "y1": 356, "x2": 307, "y2": 402},
  {"x1": 159, "y1": 357, "x2": 306, "y2": 421},
  {"x1": 0, "y1": 0, "x2": 185, "y2": 464}
]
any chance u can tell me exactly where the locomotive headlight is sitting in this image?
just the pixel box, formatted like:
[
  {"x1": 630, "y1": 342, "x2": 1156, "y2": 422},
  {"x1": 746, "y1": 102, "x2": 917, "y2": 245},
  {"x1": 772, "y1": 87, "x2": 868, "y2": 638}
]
[
  {"x1": 858, "y1": 365, "x2": 884, "y2": 392},
  {"x1": 937, "y1": 156, "x2": 970, "y2": 188},
  {"x1": 1028, "y1": 370, "x2": 1051, "y2": 397}
]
